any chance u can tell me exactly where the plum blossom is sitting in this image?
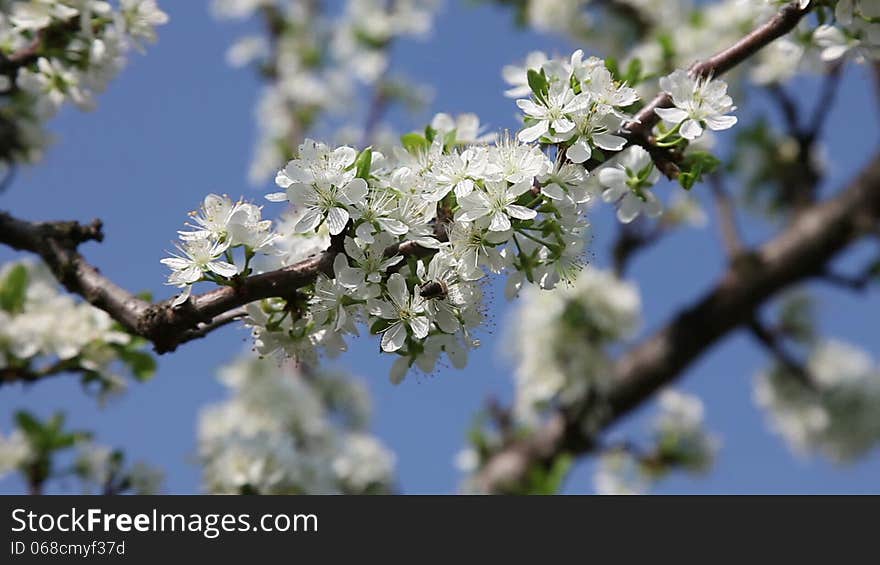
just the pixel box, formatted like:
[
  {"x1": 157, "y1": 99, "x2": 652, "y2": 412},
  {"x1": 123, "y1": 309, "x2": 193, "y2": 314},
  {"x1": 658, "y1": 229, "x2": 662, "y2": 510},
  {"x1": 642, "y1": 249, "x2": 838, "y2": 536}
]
[
  {"x1": 655, "y1": 70, "x2": 737, "y2": 140},
  {"x1": 455, "y1": 180, "x2": 537, "y2": 232},
  {"x1": 598, "y1": 146, "x2": 662, "y2": 223},
  {"x1": 367, "y1": 273, "x2": 430, "y2": 352}
]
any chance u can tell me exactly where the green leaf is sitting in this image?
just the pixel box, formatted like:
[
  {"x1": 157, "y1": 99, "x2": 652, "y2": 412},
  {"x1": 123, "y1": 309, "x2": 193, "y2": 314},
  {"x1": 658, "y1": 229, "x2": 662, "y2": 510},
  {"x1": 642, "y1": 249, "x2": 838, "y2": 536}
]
[
  {"x1": 369, "y1": 319, "x2": 392, "y2": 335},
  {"x1": 527, "y1": 69, "x2": 549, "y2": 102},
  {"x1": 658, "y1": 33, "x2": 676, "y2": 65},
  {"x1": 400, "y1": 132, "x2": 428, "y2": 155},
  {"x1": 14, "y1": 410, "x2": 44, "y2": 439},
  {"x1": 424, "y1": 124, "x2": 438, "y2": 143},
  {"x1": 120, "y1": 349, "x2": 157, "y2": 381},
  {"x1": 605, "y1": 57, "x2": 620, "y2": 81},
  {"x1": 524, "y1": 452, "x2": 574, "y2": 494},
  {"x1": 0, "y1": 264, "x2": 29, "y2": 313},
  {"x1": 678, "y1": 151, "x2": 720, "y2": 190},
  {"x1": 355, "y1": 147, "x2": 373, "y2": 180},
  {"x1": 135, "y1": 290, "x2": 154, "y2": 303},
  {"x1": 624, "y1": 58, "x2": 643, "y2": 86}
]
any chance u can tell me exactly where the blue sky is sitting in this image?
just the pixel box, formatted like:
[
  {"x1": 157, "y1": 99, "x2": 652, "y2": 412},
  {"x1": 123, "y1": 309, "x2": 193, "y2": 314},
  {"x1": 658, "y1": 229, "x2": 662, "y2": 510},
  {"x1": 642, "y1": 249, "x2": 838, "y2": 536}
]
[{"x1": 1, "y1": 1, "x2": 878, "y2": 494}]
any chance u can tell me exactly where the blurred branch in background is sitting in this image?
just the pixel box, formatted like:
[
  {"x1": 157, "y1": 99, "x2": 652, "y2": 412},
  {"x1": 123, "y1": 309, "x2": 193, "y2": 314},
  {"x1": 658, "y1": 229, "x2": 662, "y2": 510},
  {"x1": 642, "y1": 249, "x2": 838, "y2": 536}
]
[{"x1": 476, "y1": 154, "x2": 880, "y2": 492}]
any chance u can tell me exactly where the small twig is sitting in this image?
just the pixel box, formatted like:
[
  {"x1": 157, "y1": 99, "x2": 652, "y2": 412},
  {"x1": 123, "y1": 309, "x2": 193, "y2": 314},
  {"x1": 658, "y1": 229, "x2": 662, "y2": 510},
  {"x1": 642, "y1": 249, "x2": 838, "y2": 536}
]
[
  {"x1": 611, "y1": 220, "x2": 664, "y2": 277},
  {"x1": 174, "y1": 306, "x2": 249, "y2": 345},
  {"x1": 747, "y1": 316, "x2": 814, "y2": 388},
  {"x1": 361, "y1": 83, "x2": 390, "y2": 148},
  {"x1": 766, "y1": 83, "x2": 801, "y2": 135},
  {"x1": 486, "y1": 396, "x2": 515, "y2": 443},
  {"x1": 805, "y1": 62, "x2": 843, "y2": 141},
  {"x1": 0, "y1": 359, "x2": 86, "y2": 386},
  {"x1": 818, "y1": 261, "x2": 878, "y2": 292},
  {"x1": 0, "y1": 163, "x2": 16, "y2": 193}
]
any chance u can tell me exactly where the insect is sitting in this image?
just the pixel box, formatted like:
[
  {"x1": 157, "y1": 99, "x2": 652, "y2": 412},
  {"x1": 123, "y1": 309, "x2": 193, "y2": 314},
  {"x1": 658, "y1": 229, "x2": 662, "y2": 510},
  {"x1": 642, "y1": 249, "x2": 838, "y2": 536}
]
[{"x1": 419, "y1": 279, "x2": 448, "y2": 300}]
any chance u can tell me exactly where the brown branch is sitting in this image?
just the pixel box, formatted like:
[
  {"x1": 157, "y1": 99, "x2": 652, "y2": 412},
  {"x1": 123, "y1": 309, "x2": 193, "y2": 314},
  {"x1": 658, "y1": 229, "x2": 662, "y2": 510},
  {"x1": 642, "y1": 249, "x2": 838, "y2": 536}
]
[
  {"x1": 474, "y1": 152, "x2": 880, "y2": 493},
  {"x1": 0, "y1": 211, "x2": 148, "y2": 334},
  {"x1": 625, "y1": 0, "x2": 812, "y2": 166},
  {"x1": 0, "y1": 33, "x2": 44, "y2": 76},
  {"x1": 0, "y1": 210, "x2": 434, "y2": 354},
  {"x1": 168, "y1": 306, "x2": 250, "y2": 349},
  {"x1": 0, "y1": 358, "x2": 85, "y2": 385},
  {"x1": 874, "y1": 61, "x2": 880, "y2": 123}
]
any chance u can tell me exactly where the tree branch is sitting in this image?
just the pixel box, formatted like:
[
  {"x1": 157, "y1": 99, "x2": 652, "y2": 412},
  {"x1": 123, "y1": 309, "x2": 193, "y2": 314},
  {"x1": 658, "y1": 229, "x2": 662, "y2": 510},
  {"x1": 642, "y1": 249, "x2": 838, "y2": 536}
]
[
  {"x1": 611, "y1": 220, "x2": 664, "y2": 277},
  {"x1": 626, "y1": 0, "x2": 812, "y2": 158},
  {"x1": 0, "y1": 211, "x2": 148, "y2": 334},
  {"x1": 766, "y1": 83, "x2": 801, "y2": 135},
  {"x1": 0, "y1": 210, "x2": 433, "y2": 354},
  {"x1": 475, "y1": 152, "x2": 880, "y2": 493},
  {"x1": 0, "y1": 358, "x2": 88, "y2": 385}
]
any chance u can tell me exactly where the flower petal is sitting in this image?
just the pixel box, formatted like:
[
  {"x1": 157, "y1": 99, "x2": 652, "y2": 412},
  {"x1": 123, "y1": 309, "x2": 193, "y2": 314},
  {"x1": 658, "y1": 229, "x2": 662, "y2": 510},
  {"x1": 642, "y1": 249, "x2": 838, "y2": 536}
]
[
  {"x1": 294, "y1": 208, "x2": 323, "y2": 233},
  {"x1": 409, "y1": 315, "x2": 430, "y2": 339},
  {"x1": 381, "y1": 322, "x2": 407, "y2": 352}
]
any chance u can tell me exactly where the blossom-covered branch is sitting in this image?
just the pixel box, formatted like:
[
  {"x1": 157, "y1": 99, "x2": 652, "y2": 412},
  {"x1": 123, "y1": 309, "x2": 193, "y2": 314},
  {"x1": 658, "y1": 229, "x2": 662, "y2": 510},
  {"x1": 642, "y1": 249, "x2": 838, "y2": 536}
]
[
  {"x1": 623, "y1": 0, "x2": 813, "y2": 174},
  {"x1": 0, "y1": 1, "x2": 823, "y2": 364},
  {"x1": 0, "y1": 1, "x2": 169, "y2": 167},
  {"x1": 0, "y1": 209, "x2": 433, "y2": 354}
]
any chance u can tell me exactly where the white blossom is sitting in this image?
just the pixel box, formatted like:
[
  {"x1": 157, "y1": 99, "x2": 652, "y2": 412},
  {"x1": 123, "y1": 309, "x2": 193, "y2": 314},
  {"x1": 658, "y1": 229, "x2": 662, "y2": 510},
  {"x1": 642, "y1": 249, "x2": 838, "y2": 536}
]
[
  {"x1": 269, "y1": 140, "x2": 369, "y2": 235},
  {"x1": 367, "y1": 273, "x2": 430, "y2": 352},
  {"x1": 0, "y1": 430, "x2": 33, "y2": 479},
  {"x1": 455, "y1": 180, "x2": 537, "y2": 232},
  {"x1": 199, "y1": 355, "x2": 395, "y2": 494},
  {"x1": 755, "y1": 340, "x2": 880, "y2": 462},
  {"x1": 510, "y1": 267, "x2": 641, "y2": 423},
  {"x1": 655, "y1": 70, "x2": 737, "y2": 140},
  {"x1": 517, "y1": 82, "x2": 590, "y2": 143},
  {"x1": 598, "y1": 146, "x2": 662, "y2": 223}
]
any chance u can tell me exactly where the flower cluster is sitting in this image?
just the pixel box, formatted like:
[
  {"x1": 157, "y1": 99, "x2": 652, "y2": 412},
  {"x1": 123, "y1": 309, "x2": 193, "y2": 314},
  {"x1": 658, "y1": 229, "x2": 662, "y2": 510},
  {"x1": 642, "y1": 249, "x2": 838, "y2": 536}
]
[
  {"x1": 198, "y1": 354, "x2": 395, "y2": 494},
  {"x1": 508, "y1": 267, "x2": 641, "y2": 424},
  {"x1": 245, "y1": 112, "x2": 598, "y2": 380},
  {"x1": 161, "y1": 194, "x2": 278, "y2": 306},
  {"x1": 0, "y1": 1, "x2": 168, "y2": 165},
  {"x1": 164, "y1": 49, "x2": 739, "y2": 382},
  {"x1": 515, "y1": 49, "x2": 636, "y2": 162},
  {"x1": 814, "y1": 0, "x2": 880, "y2": 62},
  {"x1": 0, "y1": 260, "x2": 154, "y2": 397},
  {"x1": 0, "y1": 428, "x2": 31, "y2": 478},
  {"x1": 754, "y1": 339, "x2": 880, "y2": 462},
  {"x1": 504, "y1": 50, "x2": 732, "y2": 221},
  {"x1": 594, "y1": 390, "x2": 719, "y2": 494},
  {"x1": 212, "y1": 0, "x2": 439, "y2": 182}
]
